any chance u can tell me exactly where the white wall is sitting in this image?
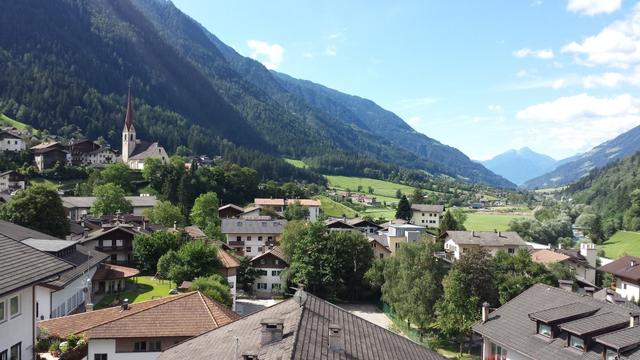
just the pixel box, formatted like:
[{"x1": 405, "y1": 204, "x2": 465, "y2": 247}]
[
  {"x1": 0, "y1": 138, "x2": 25, "y2": 151},
  {"x1": 0, "y1": 287, "x2": 35, "y2": 360},
  {"x1": 411, "y1": 211, "x2": 441, "y2": 228},
  {"x1": 308, "y1": 206, "x2": 320, "y2": 221},
  {"x1": 616, "y1": 279, "x2": 640, "y2": 302},
  {"x1": 254, "y1": 267, "x2": 284, "y2": 294},
  {"x1": 88, "y1": 339, "x2": 160, "y2": 360},
  {"x1": 34, "y1": 286, "x2": 51, "y2": 321},
  {"x1": 482, "y1": 339, "x2": 529, "y2": 360},
  {"x1": 48, "y1": 267, "x2": 96, "y2": 319}
]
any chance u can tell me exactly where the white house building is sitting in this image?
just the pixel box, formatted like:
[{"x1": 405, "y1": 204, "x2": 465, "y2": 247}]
[
  {"x1": 39, "y1": 292, "x2": 239, "y2": 360},
  {"x1": 0, "y1": 170, "x2": 26, "y2": 193},
  {"x1": 410, "y1": 204, "x2": 444, "y2": 228},
  {"x1": 254, "y1": 198, "x2": 321, "y2": 221},
  {"x1": 385, "y1": 223, "x2": 426, "y2": 255},
  {"x1": 62, "y1": 195, "x2": 158, "y2": 220},
  {"x1": 531, "y1": 243, "x2": 598, "y2": 286},
  {"x1": 120, "y1": 88, "x2": 169, "y2": 170},
  {"x1": 0, "y1": 232, "x2": 72, "y2": 360},
  {"x1": 221, "y1": 218, "x2": 286, "y2": 257},
  {"x1": 250, "y1": 246, "x2": 288, "y2": 298},
  {"x1": 443, "y1": 230, "x2": 529, "y2": 261},
  {"x1": 599, "y1": 255, "x2": 640, "y2": 302},
  {"x1": 0, "y1": 130, "x2": 25, "y2": 152}
]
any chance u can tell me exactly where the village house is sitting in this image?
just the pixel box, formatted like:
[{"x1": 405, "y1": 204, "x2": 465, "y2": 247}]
[
  {"x1": 62, "y1": 195, "x2": 158, "y2": 221},
  {"x1": 254, "y1": 198, "x2": 321, "y2": 221},
  {"x1": 31, "y1": 141, "x2": 71, "y2": 171},
  {"x1": 250, "y1": 246, "x2": 288, "y2": 299},
  {"x1": 443, "y1": 230, "x2": 529, "y2": 261},
  {"x1": 386, "y1": 223, "x2": 426, "y2": 255},
  {"x1": 531, "y1": 243, "x2": 598, "y2": 286},
  {"x1": 77, "y1": 223, "x2": 146, "y2": 265},
  {"x1": 410, "y1": 204, "x2": 444, "y2": 228},
  {"x1": 39, "y1": 291, "x2": 240, "y2": 360},
  {"x1": 0, "y1": 231, "x2": 72, "y2": 360},
  {"x1": 599, "y1": 256, "x2": 640, "y2": 302},
  {"x1": 158, "y1": 289, "x2": 447, "y2": 360},
  {"x1": 221, "y1": 218, "x2": 286, "y2": 257},
  {"x1": 369, "y1": 236, "x2": 392, "y2": 259},
  {"x1": 218, "y1": 203, "x2": 245, "y2": 218},
  {"x1": 0, "y1": 170, "x2": 26, "y2": 193},
  {"x1": 473, "y1": 283, "x2": 640, "y2": 360},
  {"x1": 347, "y1": 218, "x2": 383, "y2": 234},
  {"x1": 67, "y1": 139, "x2": 116, "y2": 166},
  {"x1": 120, "y1": 88, "x2": 169, "y2": 170},
  {"x1": 324, "y1": 218, "x2": 360, "y2": 232},
  {"x1": 0, "y1": 129, "x2": 26, "y2": 151}
]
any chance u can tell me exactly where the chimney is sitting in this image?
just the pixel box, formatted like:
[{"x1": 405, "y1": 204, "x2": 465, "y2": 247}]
[
  {"x1": 630, "y1": 312, "x2": 640, "y2": 328},
  {"x1": 121, "y1": 298, "x2": 129, "y2": 310},
  {"x1": 472, "y1": 231, "x2": 475, "y2": 237},
  {"x1": 498, "y1": 231, "x2": 502, "y2": 237},
  {"x1": 584, "y1": 287, "x2": 595, "y2": 297},
  {"x1": 558, "y1": 280, "x2": 573, "y2": 292},
  {"x1": 580, "y1": 243, "x2": 597, "y2": 268},
  {"x1": 242, "y1": 353, "x2": 258, "y2": 360},
  {"x1": 328, "y1": 324, "x2": 344, "y2": 352},
  {"x1": 260, "y1": 318, "x2": 284, "y2": 346},
  {"x1": 173, "y1": 221, "x2": 177, "y2": 230},
  {"x1": 481, "y1": 302, "x2": 490, "y2": 323}
]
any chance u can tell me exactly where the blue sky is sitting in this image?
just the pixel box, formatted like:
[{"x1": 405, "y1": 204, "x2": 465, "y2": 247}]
[{"x1": 173, "y1": 0, "x2": 640, "y2": 161}]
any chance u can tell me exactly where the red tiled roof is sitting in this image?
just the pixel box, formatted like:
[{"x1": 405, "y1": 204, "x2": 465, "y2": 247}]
[
  {"x1": 92, "y1": 264, "x2": 140, "y2": 281},
  {"x1": 217, "y1": 249, "x2": 240, "y2": 269}
]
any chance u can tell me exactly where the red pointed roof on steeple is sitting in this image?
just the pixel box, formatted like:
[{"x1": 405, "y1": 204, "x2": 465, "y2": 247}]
[{"x1": 124, "y1": 86, "x2": 134, "y2": 131}]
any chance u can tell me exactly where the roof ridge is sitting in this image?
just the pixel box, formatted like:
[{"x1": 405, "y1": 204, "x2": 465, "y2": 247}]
[{"x1": 197, "y1": 291, "x2": 218, "y2": 327}]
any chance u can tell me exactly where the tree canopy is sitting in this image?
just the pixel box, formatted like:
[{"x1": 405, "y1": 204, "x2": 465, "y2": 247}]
[
  {"x1": 0, "y1": 184, "x2": 69, "y2": 238},
  {"x1": 156, "y1": 240, "x2": 221, "y2": 285},
  {"x1": 395, "y1": 195, "x2": 411, "y2": 220},
  {"x1": 133, "y1": 231, "x2": 184, "y2": 274},
  {"x1": 189, "y1": 275, "x2": 231, "y2": 306},
  {"x1": 90, "y1": 183, "x2": 132, "y2": 216},
  {"x1": 145, "y1": 200, "x2": 185, "y2": 227}
]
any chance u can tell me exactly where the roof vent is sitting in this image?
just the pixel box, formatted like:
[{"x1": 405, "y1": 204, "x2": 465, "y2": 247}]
[
  {"x1": 482, "y1": 302, "x2": 491, "y2": 323},
  {"x1": 242, "y1": 353, "x2": 259, "y2": 360},
  {"x1": 631, "y1": 312, "x2": 640, "y2": 328},
  {"x1": 260, "y1": 318, "x2": 284, "y2": 346},
  {"x1": 558, "y1": 280, "x2": 573, "y2": 292},
  {"x1": 121, "y1": 298, "x2": 129, "y2": 310},
  {"x1": 328, "y1": 324, "x2": 344, "y2": 353}
]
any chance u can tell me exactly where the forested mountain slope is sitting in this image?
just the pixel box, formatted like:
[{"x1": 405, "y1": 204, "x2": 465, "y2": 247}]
[{"x1": 0, "y1": 0, "x2": 513, "y2": 187}]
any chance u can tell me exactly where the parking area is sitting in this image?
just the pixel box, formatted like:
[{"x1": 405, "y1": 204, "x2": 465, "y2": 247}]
[{"x1": 340, "y1": 303, "x2": 393, "y2": 330}]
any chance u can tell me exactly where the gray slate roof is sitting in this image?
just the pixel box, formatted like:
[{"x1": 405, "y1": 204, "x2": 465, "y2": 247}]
[
  {"x1": 221, "y1": 218, "x2": 287, "y2": 234},
  {"x1": 46, "y1": 244, "x2": 109, "y2": 289},
  {"x1": 0, "y1": 234, "x2": 73, "y2": 297},
  {"x1": 473, "y1": 284, "x2": 640, "y2": 360},
  {"x1": 411, "y1": 204, "x2": 444, "y2": 213},
  {"x1": 596, "y1": 326, "x2": 640, "y2": 352},
  {"x1": 0, "y1": 219, "x2": 59, "y2": 241},
  {"x1": 559, "y1": 312, "x2": 630, "y2": 336},
  {"x1": 129, "y1": 141, "x2": 165, "y2": 160},
  {"x1": 159, "y1": 291, "x2": 446, "y2": 360},
  {"x1": 445, "y1": 231, "x2": 527, "y2": 246},
  {"x1": 21, "y1": 239, "x2": 78, "y2": 252},
  {"x1": 62, "y1": 195, "x2": 157, "y2": 209}
]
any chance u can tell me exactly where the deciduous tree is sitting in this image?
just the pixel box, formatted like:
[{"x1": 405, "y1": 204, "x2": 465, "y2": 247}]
[
  {"x1": 0, "y1": 184, "x2": 69, "y2": 238},
  {"x1": 90, "y1": 183, "x2": 132, "y2": 216},
  {"x1": 145, "y1": 200, "x2": 185, "y2": 227}
]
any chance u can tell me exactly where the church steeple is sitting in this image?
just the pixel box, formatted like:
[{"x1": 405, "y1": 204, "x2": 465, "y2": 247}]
[
  {"x1": 122, "y1": 85, "x2": 137, "y2": 162},
  {"x1": 124, "y1": 85, "x2": 134, "y2": 131}
]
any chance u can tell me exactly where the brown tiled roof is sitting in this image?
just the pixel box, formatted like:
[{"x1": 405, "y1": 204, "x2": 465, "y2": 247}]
[
  {"x1": 530, "y1": 249, "x2": 570, "y2": 265},
  {"x1": 40, "y1": 291, "x2": 239, "y2": 339},
  {"x1": 217, "y1": 248, "x2": 240, "y2": 269},
  {"x1": 251, "y1": 246, "x2": 288, "y2": 264},
  {"x1": 184, "y1": 225, "x2": 207, "y2": 239},
  {"x1": 444, "y1": 231, "x2": 527, "y2": 246},
  {"x1": 599, "y1": 256, "x2": 640, "y2": 282},
  {"x1": 286, "y1": 199, "x2": 321, "y2": 206},
  {"x1": 159, "y1": 291, "x2": 446, "y2": 360},
  {"x1": 254, "y1": 198, "x2": 285, "y2": 206},
  {"x1": 92, "y1": 264, "x2": 140, "y2": 281}
]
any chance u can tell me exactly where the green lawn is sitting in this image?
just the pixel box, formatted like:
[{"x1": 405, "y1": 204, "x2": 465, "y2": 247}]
[
  {"x1": 601, "y1": 231, "x2": 640, "y2": 259},
  {"x1": 463, "y1": 212, "x2": 529, "y2": 231},
  {"x1": 326, "y1": 175, "x2": 421, "y2": 203},
  {"x1": 94, "y1": 276, "x2": 173, "y2": 309},
  {"x1": 0, "y1": 113, "x2": 28, "y2": 129},
  {"x1": 284, "y1": 158, "x2": 307, "y2": 169},
  {"x1": 30, "y1": 178, "x2": 84, "y2": 192},
  {"x1": 318, "y1": 195, "x2": 358, "y2": 218}
]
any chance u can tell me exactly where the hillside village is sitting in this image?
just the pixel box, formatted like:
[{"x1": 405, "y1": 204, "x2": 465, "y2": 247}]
[{"x1": 4, "y1": 1, "x2": 640, "y2": 360}]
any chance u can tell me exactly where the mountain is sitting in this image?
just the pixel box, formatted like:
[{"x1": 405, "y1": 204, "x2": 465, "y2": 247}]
[
  {"x1": 0, "y1": 0, "x2": 513, "y2": 188},
  {"x1": 480, "y1": 147, "x2": 557, "y2": 185},
  {"x1": 524, "y1": 124, "x2": 640, "y2": 189}
]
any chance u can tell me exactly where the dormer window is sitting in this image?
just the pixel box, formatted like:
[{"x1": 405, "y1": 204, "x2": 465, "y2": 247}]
[
  {"x1": 605, "y1": 349, "x2": 618, "y2": 360},
  {"x1": 537, "y1": 322, "x2": 552, "y2": 338},
  {"x1": 569, "y1": 335, "x2": 585, "y2": 351}
]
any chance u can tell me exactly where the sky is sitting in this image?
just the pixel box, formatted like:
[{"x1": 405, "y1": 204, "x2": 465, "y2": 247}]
[{"x1": 172, "y1": 0, "x2": 640, "y2": 161}]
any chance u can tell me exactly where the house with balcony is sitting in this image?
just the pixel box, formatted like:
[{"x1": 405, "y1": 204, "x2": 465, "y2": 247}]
[
  {"x1": 0, "y1": 170, "x2": 26, "y2": 193},
  {"x1": 347, "y1": 218, "x2": 383, "y2": 234},
  {"x1": 254, "y1": 198, "x2": 321, "y2": 221},
  {"x1": 39, "y1": 291, "x2": 239, "y2": 360},
  {"x1": 0, "y1": 129, "x2": 26, "y2": 152},
  {"x1": 0, "y1": 232, "x2": 72, "y2": 360},
  {"x1": 250, "y1": 246, "x2": 288, "y2": 298},
  {"x1": 77, "y1": 224, "x2": 145, "y2": 265},
  {"x1": 221, "y1": 218, "x2": 286, "y2": 257},
  {"x1": 443, "y1": 230, "x2": 529, "y2": 261},
  {"x1": 599, "y1": 256, "x2": 640, "y2": 302},
  {"x1": 410, "y1": 204, "x2": 444, "y2": 228},
  {"x1": 473, "y1": 283, "x2": 640, "y2": 360}
]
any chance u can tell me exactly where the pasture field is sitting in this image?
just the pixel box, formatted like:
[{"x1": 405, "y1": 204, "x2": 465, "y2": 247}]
[{"x1": 600, "y1": 231, "x2": 640, "y2": 259}]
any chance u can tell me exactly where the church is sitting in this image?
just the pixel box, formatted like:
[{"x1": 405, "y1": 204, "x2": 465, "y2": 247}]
[{"x1": 120, "y1": 88, "x2": 169, "y2": 170}]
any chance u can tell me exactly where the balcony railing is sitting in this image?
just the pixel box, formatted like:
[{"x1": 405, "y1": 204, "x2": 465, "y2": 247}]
[{"x1": 95, "y1": 245, "x2": 133, "y2": 251}]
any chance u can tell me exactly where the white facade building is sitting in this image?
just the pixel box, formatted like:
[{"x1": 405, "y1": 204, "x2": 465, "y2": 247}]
[
  {"x1": 0, "y1": 131, "x2": 25, "y2": 152},
  {"x1": 251, "y1": 247, "x2": 288, "y2": 298},
  {"x1": 443, "y1": 231, "x2": 529, "y2": 261},
  {"x1": 599, "y1": 255, "x2": 640, "y2": 302},
  {"x1": 410, "y1": 204, "x2": 444, "y2": 228}
]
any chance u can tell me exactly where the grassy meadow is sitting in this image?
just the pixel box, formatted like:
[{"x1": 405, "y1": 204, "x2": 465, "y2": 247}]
[
  {"x1": 0, "y1": 113, "x2": 28, "y2": 129},
  {"x1": 600, "y1": 231, "x2": 640, "y2": 259}
]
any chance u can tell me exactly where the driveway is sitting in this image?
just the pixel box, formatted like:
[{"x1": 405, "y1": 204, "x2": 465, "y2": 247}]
[
  {"x1": 236, "y1": 298, "x2": 283, "y2": 315},
  {"x1": 340, "y1": 303, "x2": 393, "y2": 330}
]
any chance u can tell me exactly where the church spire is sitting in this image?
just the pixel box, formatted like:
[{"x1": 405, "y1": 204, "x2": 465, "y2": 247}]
[{"x1": 124, "y1": 84, "x2": 134, "y2": 131}]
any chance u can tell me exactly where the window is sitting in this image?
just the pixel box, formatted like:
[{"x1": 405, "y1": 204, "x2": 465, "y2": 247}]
[
  {"x1": 9, "y1": 343, "x2": 20, "y2": 360},
  {"x1": 259, "y1": 270, "x2": 268, "y2": 276},
  {"x1": 508, "y1": 248, "x2": 515, "y2": 254},
  {"x1": 272, "y1": 283, "x2": 281, "y2": 290},
  {"x1": 0, "y1": 300, "x2": 5, "y2": 323},
  {"x1": 489, "y1": 342, "x2": 507, "y2": 360},
  {"x1": 236, "y1": 236, "x2": 241, "y2": 242},
  {"x1": 247, "y1": 236, "x2": 252, "y2": 241},
  {"x1": 110, "y1": 254, "x2": 117, "y2": 263},
  {"x1": 569, "y1": 335, "x2": 585, "y2": 351},
  {"x1": 258, "y1": 247, "x2": 263, "y2": 252},
  {"x1": 272, "y1": 270, "x2": 281, "y2": 276},
  {"x1": 94, "y1": 354, "x2": 108, "y2": 360},
  {"x1": 260, "y1": 259, "x2": 265, "y2": 265},
  {"x1": 257, "y1": 283, "x2": 267, "y2": 290},
  {"x1": 0, "y1": 350, "x2": 7, "y2": 360},
  {"x1": 275, "y1": 259, "x2": 280, "y2": 265},
  {"x1": 148, "y1": 341, "x2": 161, "y2": 352},
  {"x1": 245, "y1": 247, "x2": 252, "y2": 253},
  {"x1": 268, "y1": 236, "x2": 273, "y2": 241},
  {"x1": 258, "y1": 236, "x2": 263, "y2": 241},
  {"x1": 537, "y1": 323, "x2": 552, "y2": 338},
  {"x1": 9, "y1": 296, "x2": 19, "y2": 318},
  {"x1": 379, "y1": 253, "x2": 384, "y2": 259},
  {"x1": 134, "y1": 341, "x2": 147, "y2": 352}
]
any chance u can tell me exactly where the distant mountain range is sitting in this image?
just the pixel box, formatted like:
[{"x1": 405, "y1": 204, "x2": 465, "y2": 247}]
[
  {"x1": 0, "y1": 0, "x2": 513, "y2": 188},
  {"x1": 481, "y1": 148, "x2": 557, "y2": 186},
  {"x1": 524, "y1": 124, "x2": 640, "y2": 189}
]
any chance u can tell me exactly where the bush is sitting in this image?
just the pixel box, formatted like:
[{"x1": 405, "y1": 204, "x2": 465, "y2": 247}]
[
  {"x1": 49, "y1": 341, "x2": 60, "y2": 353},
  {"x1": 35, "y1": 338, "x2": 51, "y2": 352}
]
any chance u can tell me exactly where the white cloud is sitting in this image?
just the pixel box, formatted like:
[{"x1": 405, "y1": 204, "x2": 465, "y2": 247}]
[
  {"x1": 488, "y1": 104, "x2": 503, "y2": 113},
  {"x1": 325, "y1": 45, "x2": 337, "y2": 56},
  {"x1": 514, "y1": 48, "x2": 555, "y2": 59},
  {"x1": 301, "y1": 52, "x2": 314, "y2": 59},
  {"x1": 247, "y1": 40, "x2": 284, "y2": 70},
  {"x1": 406, "y1": 116, "x2": 422, "y2": 127},
  {"x1": 581, "y1": 66, "x2": 640, "y2": 87},
  {"x1": 567, "y1": 0, "x2": 621, "y2": 15},
  {"x1": 531, "y1": 0, "x2": 543, "y2": 7},
  {"x1": 516, "y1": 93, "x2": 640, "y2": 153},
  {"x1": 562, "y1": 5, "x2": 640, "y2": 68}
]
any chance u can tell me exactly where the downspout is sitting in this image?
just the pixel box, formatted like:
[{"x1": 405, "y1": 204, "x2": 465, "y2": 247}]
[{"x1": 32, "y1": 285, "x2": 36, "y2": 360}]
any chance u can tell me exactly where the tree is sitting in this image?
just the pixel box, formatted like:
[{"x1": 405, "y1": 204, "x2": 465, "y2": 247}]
[
  {"x1": 0, "y1": 184, "x2": 69, "y2": 238},
  {"x1": 382, "y1": 241, "x2": 444, "y2": 338},
  {"x1": 436, "y1": 269, "x2": 480, "y2": 353},
  {"x1": 281, "y1": 221, "x2": 373, "y2": 299},
  {"x1": 395, "y1": 195, "x2": 411, "y2": 220},
  {"x1": 395, "y1": 189, "x2": 402, "y2": 199},
  {"x1": 97, "y1": 163, "x2": 135, "y2": 193},
  {"x1": 590, "y1": 214, "x2": 604, "y2": 244},
  {"x1": 284, "y1": 201, "x2": 310, "y2": 221},
  {"x1": 145, "y1": 201, "x2": 185, "y2": 227},
  {"x1": 133, "y1": 231, "x2": 184, "y2": 274},
  {"x1": 90, "y1": 183, "x2": 132, "y2": 216},
  {"x1": 190, "y1": 192, "x2": 220, "y2": 229},
  {"x1": 491, "y1": 249, "x2": 556, "y2": 304},
  {"x1": 189, "y1": 275, "x2": 231, "y2": 306},
  {"x1": 368, "y1": 186, "x2": 374, "y2": 194},
  {"x1": 237, "y1": 256, "x2": 260, "y2": 293},
  {"x1": 364, "y1": 257, "x2": 386, "y2": 290},
  {"x1": 439, "y1": 211, "x2": 463, "y2": 236},
  {"x1": 410, "y1": 187, "x2": 425, "y2": 204},
  {"x1": 156, "y1": 240, "x2": 221, "y2": 286}
]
